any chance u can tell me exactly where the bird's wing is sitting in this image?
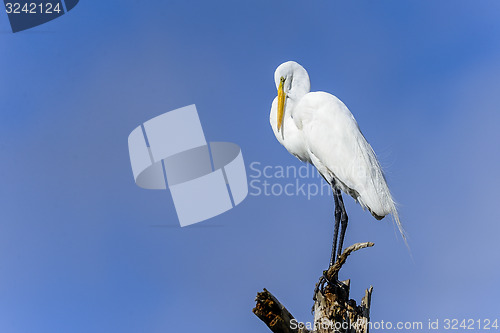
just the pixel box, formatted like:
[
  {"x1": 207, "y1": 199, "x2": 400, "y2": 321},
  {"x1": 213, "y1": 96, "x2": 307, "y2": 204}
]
[{"x1": 295, "y1": 91, "x2": 394, "y2": 218}]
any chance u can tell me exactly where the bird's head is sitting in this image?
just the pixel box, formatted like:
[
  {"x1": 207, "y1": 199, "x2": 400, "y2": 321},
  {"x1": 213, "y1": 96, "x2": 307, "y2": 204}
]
[{"x1": 274, "y1": 61, "x2": 310, "y2": 132}]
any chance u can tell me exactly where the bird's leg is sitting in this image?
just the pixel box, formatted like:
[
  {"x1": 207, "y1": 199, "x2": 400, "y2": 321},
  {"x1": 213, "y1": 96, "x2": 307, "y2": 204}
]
[
  {"x1": 330, "y1": 186, "x2": 341, "y2": 267},
  {"x1": 336, "y1": 189, "x2": 349, "y2": 260},
  {"x1": 314, "y1": 184, "x2": 342, "y2": 298}
]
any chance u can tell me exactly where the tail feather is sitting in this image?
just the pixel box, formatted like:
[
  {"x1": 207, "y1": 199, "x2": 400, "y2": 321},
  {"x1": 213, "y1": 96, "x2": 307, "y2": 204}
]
[
  {"x1": 357, "y1": 136, "x2": 409, "y2": 251},
  {"x1": 390, "y1": 202, "x2": 409, "y2": 250}
]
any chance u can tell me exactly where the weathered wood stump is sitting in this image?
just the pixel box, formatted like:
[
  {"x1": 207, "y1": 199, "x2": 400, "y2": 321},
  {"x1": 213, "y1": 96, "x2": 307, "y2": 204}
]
[{"x1": 253, "y1": 242, "x2": 374, "y2": 333}]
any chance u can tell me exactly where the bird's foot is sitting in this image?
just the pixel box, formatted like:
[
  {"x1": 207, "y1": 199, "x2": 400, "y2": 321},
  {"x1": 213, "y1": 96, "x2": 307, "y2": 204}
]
[{"x1": 313, "y1": 269, "x2": 338, "y2": 300}]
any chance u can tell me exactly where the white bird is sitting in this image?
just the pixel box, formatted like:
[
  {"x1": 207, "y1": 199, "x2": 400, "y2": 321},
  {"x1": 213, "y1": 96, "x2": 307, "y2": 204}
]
[{"x1": 269, "y1": 61, "x2": 405, "y2": 269}]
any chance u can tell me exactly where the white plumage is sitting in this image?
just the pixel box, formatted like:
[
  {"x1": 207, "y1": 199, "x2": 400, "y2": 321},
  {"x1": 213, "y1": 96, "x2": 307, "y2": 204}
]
[{"x1": 269, "y1": 61, "x2": 405, "y2": 249}]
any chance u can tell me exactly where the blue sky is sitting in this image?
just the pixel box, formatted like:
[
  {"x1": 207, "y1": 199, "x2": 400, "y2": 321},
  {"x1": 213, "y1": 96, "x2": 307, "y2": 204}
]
[{"x1": 1, "y1": 1, "x2": 500, "y2": 332}]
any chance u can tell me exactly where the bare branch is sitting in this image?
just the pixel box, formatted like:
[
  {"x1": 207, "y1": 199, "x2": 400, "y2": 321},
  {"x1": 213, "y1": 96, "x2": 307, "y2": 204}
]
[
  {"x1": 253, "y1": 289, "x2": 310, "y2": 333},
  {"x1": 326, "y1": 242, "x2": 374, "y2": 281},
  {"x1": 254, "y1": 242, "x2": 375, "y2": 333}
]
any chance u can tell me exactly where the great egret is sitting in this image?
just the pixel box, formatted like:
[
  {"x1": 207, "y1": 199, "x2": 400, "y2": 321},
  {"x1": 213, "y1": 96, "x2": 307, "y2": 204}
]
[{"x1": 269, "y1": 61, "x2": 405, "y2": 270}]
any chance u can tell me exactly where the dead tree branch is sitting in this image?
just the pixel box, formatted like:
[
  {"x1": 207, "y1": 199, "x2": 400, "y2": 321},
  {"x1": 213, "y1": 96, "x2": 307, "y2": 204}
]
[
  {"x1": 253, "y1": 288, "x2": 310, "y2": 333},
  {"x1": 253, "y1": 242, "x2": 374, "y2": 333},
  {"x1": 326, "y1": 242, "x2": 374, "y2": 281}
]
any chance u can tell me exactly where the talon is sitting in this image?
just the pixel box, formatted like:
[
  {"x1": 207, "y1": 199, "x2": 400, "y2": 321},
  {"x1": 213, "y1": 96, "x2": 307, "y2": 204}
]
[
  {"x1": 313, "y1": 269, "x2": 339, "y2": 300},
  {"x1": 322, "y1": 271, "x2": 332, "y2": 284}
]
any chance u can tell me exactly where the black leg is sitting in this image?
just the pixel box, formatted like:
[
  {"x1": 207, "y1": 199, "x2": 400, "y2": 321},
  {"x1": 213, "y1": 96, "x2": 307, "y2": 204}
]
[
  {"x1": 315, "y1": 183, "x2": 349, "y2": 298},
  {"x1": 330, "y1": 185, "x2": 341, "y2": 267},
  {"x1": 336, "y1": 189, "x2": 348, "y2": 258}
]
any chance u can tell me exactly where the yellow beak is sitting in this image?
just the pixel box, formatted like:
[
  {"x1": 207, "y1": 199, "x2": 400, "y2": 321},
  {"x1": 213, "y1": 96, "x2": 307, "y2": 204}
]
[{"x1": 277, "y1": 80, "x2": 285, "y2": 131}]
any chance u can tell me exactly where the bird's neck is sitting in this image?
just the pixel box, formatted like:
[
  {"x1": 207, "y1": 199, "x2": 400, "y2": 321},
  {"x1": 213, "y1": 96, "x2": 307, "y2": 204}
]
[{"x1": 286, "y1": 91, "x2": 306, "y2": 118}]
